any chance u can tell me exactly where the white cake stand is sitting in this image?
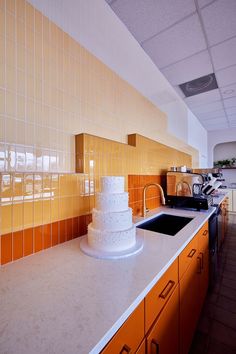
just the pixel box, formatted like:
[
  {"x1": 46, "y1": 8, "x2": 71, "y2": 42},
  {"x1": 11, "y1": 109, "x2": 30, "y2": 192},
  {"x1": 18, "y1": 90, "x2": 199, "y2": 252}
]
[{"x1": 80, "y1": 234, "x2": 144, "y2": 260}]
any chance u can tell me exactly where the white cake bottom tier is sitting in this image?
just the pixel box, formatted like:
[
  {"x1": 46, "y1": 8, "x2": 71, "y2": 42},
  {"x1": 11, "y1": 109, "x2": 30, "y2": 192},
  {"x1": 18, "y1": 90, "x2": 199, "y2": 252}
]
[
  {"x1": 87, "y1": 224, "x2": 136, "y2": 252},
  {"x1": 101, "y1": 176, "x2": 124, "y2": 194},
  {"x1": 95, "y1": 192, "x2": 128, "y2": 212},
  {"x1": 92, "y1": 208, "x2": 132, "y2": 231}
]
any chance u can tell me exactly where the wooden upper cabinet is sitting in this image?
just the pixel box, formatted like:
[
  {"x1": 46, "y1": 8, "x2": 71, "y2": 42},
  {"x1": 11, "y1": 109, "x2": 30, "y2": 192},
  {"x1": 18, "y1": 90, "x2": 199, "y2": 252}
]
[
  {"x1": 101, "y1": 300, "x2": 145, "y2": 354},
  {"x1": 145, "y1": 258, "x2": 178, "y2": 332},
  {"x1": 146, "y1": 285, "x2": 179, "y2": 354}
]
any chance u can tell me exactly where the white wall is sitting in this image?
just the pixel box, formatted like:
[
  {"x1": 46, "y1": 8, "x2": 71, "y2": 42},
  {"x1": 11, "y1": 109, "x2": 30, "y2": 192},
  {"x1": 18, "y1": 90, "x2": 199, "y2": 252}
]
[
  {"x1": 160, "y1": 100, "x2": 188, "y2": 143},
  {"x1": 214, "y1": 142, "x2": 236, "y2": 161},
  {"x1": 29, "y1": 0, "x2": 208, "y2": 167},
  {"x1": 188, "y1": 111, "x2": 208, "y2": 167},
  {"x1": 208, "y1": 128, "x2": 236, "y2": 167}
]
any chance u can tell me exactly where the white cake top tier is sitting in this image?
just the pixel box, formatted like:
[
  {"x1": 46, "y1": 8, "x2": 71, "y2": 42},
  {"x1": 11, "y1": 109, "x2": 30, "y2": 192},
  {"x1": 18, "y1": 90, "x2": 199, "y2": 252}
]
[{"x1": 101, "y1": 176, "x2": 125, "y2": 194}]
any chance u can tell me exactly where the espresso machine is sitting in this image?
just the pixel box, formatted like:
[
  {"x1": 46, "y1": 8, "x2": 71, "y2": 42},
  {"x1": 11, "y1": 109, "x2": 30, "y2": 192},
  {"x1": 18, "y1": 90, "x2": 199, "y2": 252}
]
[{"x1": 166, "y1": 171, "x2": 214, "y2": 210}]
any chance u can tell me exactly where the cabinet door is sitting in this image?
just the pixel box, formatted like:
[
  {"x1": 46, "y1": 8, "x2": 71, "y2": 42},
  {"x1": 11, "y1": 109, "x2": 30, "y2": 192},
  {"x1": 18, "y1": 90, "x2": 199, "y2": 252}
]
[
  {"x1": 198, "y1": 243, "x2": 209, "y2": 310},
  {"x1": 145, "y1": 259, "x2": 178, "y2": 332},
  {"x1": 226, "y1": 190, "x2": 233, "y2": 212},
  {"x1": 146, "y1": 285, "x2": 179, "y2": 354},
  {"x1": 136, "y1": 339, "x2": 146, "y2": 354},
  {"x1": 101, "y1": 301, "x2": 145, "y2": 354},
  {"x1": 198, "y1": 224, "x2": 209, "y2": 309},
  {"x1": 180, "y1": 253, "x2": 199, "y2": 354},
  {"x1": 233, "y1": 190, "x2": 236, "y2": 212}
]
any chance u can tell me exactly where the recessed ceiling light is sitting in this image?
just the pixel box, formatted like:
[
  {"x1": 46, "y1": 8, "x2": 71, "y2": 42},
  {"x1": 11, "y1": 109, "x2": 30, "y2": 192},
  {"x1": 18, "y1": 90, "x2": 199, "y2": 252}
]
[
  {"x1": 222, "y1": 89, "x2": 234, "y2": 95},
  {"x1": 179, "y1": 73, "x2": 218, "y2": 97}
]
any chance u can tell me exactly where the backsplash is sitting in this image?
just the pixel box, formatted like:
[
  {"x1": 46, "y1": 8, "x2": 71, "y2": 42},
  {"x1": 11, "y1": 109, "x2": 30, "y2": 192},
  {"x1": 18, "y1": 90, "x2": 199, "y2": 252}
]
[
  {"x1": 128, "y1": 175, "x2": 166, "y2": 216},
  {"x1": 0, "y1": 133, "x2": 191, "y2": 265},
  {"x1": 0, "y1": 172, "x2": 92, "y2": 265},
  {"x1": 76, "y1": 133, "x2": 191, "y2": 216},
  {"x1": 0, "y1": 0, "x2": 194, "y2": 266}
]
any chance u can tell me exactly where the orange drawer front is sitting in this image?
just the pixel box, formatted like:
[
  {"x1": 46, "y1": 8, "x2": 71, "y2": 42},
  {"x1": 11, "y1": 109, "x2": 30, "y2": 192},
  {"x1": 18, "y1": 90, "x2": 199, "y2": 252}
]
[
  {"x1": 101, "y1": 300, "x2": 145, "y2": 354},
  {"x1": 197, "y1": 222, "x2": 209, "y2": 252},
  {"x1": 179, "y1": 235, "x2": 198, "y2": 280},
  {"x1": 136, "y1": 339, "x2": 146, "y2": 354},
  {"x1": 145, "y1": 258, "x2": 178, "y2": 332}
]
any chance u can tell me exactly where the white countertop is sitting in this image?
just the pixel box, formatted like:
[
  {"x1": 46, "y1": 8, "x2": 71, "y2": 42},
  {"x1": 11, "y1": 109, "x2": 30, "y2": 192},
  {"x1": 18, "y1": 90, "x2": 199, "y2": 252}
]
[{"x1": 0, "y1": 199, "x2": 227, "y2": 354}]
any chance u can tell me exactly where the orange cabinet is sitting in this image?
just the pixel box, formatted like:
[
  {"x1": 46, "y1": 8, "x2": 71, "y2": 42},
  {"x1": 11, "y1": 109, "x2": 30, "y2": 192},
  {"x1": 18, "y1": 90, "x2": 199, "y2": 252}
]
[
  {"x1": 101, "y1": 222, "x2": 210, "y2": 354},
  {"x1": 198, "y1": 224, "x2": 209, "y2": 310},
  {"x1": 101, "y1": 300, "x2": 145, "y2": 354},
  {"x1": 221, "y1": 199, "x2": 229, "y2": 243},
  {"x1": 179, "y1": 222, "x2": 209, "y2": 354},
  {"x1": 179, "y1": 242, "x2": 199, "y2": 354},
  {"x1": 136, "y1": 339, "x2": 146, "y2": 354},
  {"x1": 145, "y1": 258, "x2": 178, "y2": 332},
  {"x1": 179, "y1": 235, "x2": 198, "y2": 280},
  {"x1": 146, "y1": 285, "x2": 179, "y2": 354}
]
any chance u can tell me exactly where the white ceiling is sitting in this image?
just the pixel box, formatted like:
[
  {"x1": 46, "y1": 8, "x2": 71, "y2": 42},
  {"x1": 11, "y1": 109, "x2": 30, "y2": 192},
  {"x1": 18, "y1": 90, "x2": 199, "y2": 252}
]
[{"x1": 106, "y1": 0, "x2": 236, "y2": 131}]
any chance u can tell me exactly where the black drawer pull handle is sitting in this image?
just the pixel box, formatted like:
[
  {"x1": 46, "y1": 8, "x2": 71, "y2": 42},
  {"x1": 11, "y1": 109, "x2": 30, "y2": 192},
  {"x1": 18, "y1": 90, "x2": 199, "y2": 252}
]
[
  {"x1": 159, "y1": 280, "x2": 175, "y2": 299},
  {"x1": 188, "y1": 248, "x2": 196, "y2": 258},
  {"x1": 199, "y1": 252, "x2": 204, "y2": 269},
  {"x1": 197, "y1": 256, "x2": 202, "y2": 274},
  {"x1": 151, "y1": 339, "x2": 159, "y2": 354},
  {"x1": 120, "y1": 344, "x2": 131, "y2": 353},
  {"x1": 203, "y1": 230, "x2": 208, "y2": 236}
]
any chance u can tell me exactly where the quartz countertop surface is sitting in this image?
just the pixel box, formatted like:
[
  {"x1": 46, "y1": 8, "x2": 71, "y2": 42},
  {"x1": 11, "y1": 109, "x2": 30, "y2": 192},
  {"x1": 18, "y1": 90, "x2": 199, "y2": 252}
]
[{"x1": 0, "y1": 197, "x2": 228, "y2": 354}]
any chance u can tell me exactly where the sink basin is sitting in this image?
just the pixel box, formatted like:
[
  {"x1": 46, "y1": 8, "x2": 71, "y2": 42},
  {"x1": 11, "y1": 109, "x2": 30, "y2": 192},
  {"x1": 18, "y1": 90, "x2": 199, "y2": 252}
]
[{"x1": 136, "y1": 213, "x2": 193, "y2": 236}]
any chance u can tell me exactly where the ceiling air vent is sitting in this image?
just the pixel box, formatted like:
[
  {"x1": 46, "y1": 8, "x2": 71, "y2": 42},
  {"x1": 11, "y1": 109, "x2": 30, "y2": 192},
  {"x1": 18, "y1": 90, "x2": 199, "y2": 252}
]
[{"x1": 179, "y1": 73, "x2": 218, "y2": 97}]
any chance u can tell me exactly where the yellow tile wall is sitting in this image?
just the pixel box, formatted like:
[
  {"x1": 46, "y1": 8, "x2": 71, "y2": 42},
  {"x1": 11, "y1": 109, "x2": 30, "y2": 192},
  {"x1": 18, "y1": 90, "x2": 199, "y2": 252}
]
[
  {"x1": 75, "y1": 133, "x2": 192, "y2": 211},
  {"x1": 0, "y1": 0, "x2": 198, "y2": 265},
  {"x1": 0, "y1": 173, "x2": 90, "y2": 235},
  {"x1": 0, "y1": 0, "x2": 198, "y2": 175}
]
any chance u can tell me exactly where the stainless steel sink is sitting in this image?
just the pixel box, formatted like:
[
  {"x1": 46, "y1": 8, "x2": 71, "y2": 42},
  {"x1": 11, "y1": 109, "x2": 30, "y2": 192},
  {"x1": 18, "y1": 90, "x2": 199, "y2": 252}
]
[{"x1": 136, "y1": 213, "x2": 193, "y2": 236}]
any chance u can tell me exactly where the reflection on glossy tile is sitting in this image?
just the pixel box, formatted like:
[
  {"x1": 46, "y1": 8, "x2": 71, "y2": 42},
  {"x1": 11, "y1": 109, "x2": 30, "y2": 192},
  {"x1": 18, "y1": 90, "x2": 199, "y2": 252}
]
[
  {"x1": 34, "y1": 225, "x2": 43, "y2": 253},
  {"x1": 59, "y1": 219, "x2": 66, "y2": 243},
  {"x1": 43, "y1": 223, "x2": 51, "y2": 249},
  {"x1": 52, "y1": 221, "x2": 59, "y2": 246},
  {"x1": 23, "y1": 228, "x2": 33, "y2": 256},
  {"x1": 13, "y1": 230, "x2": 23, "y2": 260},
  {"x1": 1, "y1": 233, "x2": 12, "y2": 265}
]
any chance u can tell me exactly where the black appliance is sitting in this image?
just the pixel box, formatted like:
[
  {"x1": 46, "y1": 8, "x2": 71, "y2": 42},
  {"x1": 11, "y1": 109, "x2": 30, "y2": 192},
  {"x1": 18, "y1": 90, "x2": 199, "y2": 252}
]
[
  {"x1": 166, "y1": 171, "x2": 213, "y2": 211},
  {"x1": 166, "y1": 195, "x2": 213, "y2": 211},
  {"x1": 208, "y1": 206, "x2": 220, "y2": 291}
]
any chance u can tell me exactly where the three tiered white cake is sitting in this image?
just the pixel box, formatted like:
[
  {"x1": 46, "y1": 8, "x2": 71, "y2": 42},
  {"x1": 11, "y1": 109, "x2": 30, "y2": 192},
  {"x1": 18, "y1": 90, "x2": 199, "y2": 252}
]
[{"x1": 87, "y1": 176, "x2": 136, "y2": 252}]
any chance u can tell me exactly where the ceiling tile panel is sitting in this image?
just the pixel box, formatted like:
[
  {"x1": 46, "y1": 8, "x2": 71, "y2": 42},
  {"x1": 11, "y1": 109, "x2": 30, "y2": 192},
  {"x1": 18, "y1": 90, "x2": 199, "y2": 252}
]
[
  {"x1": 197, "y1": 0, "x2": 217, "y2": 9},
  {"x1": 191, "y1": 100, "x2": 223, "y2": 114},
  {"x1": 201, "y1": 0, "x2": 236, "y2": 46},
  {"x1": 110, "y1": 0, "x2": 196, "y2": 43},
  {"x1": 204, "y1": 123, "x2": 229, "y2": 131},
  {"x1": 226, "y1": 107, "x2": 236, "y2": 115},
  {"x1": 161, "y1": 50, "x2": 213, "y2": 85},
  {"x1": 184, "y1": 89, "x2": 221, "y2": 107},
  {"x1": 215, "y1": 65, "x2": 236, "y2": 87},
  {"x1": 228, "y1": 114, "x2": 236, "y2": 121},
  {"x1": 143, "y1": 14, "x2": 207, "y2": 68},
  {"x1": 211, "y1": 37, "x2": 236, "y2": 70},
  {"x1": 224, "y1": 97, "x2": 236, "y2": 108},
  {"x1": 197, "y1": 109, "x2": 226, "y2": 120},
  {"x1": 201, "y1": 117, "x2": 227, "y2": 124},
  {"x1": 220, "y1": 83, "x2": 236, "y2": 99}
]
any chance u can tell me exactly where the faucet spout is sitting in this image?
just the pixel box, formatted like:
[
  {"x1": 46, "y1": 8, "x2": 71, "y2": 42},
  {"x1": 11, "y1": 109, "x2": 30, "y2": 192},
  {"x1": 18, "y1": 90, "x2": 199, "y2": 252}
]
[{"x1": 142, "y1": 183, "x2": 165, "y2": 217}]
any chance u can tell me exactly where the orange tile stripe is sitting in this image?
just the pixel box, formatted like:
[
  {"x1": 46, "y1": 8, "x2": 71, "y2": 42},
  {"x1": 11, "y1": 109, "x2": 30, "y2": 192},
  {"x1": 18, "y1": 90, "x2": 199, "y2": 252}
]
[
  {"x1": 0, "y1": 215, "x2": 92, "y2": 265},
  {"x1": 128, "y1": 175, "x2": 166, "y2": 216}
]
